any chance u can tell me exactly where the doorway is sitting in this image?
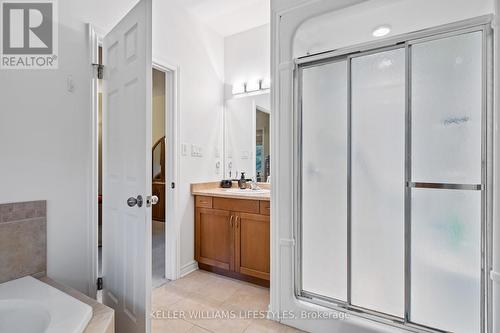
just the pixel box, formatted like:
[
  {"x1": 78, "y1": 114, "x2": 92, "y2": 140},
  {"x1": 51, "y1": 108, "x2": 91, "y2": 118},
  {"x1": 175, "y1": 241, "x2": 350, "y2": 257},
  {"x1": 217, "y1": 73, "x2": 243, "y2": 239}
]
[
  {"x1": 151, "y1": 67, "x2": 167, "y2": 288},
  {"x1": 92, "y1": 45, "x2": 180, "y2": 300}
]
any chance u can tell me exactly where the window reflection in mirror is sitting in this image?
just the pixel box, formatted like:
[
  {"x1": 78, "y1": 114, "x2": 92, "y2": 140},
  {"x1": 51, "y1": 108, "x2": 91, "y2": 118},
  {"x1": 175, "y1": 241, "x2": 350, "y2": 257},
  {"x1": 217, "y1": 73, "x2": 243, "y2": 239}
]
[{"x1": 255, "y1": 108, "x2": 270, "y2": 182}]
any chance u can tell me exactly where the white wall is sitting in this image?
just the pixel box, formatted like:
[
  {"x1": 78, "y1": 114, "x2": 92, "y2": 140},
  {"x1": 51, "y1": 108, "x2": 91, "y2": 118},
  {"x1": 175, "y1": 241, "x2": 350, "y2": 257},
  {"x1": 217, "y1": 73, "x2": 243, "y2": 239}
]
[
  {"x1": 294, "y1": 0, "x2": 495, "y2": 58},
  {"x1": 0, "y1": 0, "x2": 93, "y2": 294},
  {"x1": 152, "y1": 0, "x2": 225, "y2": 272},
  {"x1": 224, "y1": 24, "x2": 271, "y2": 180},
  {"x1": 224, "y1": 24, "x2": 270, "y2": 98},
  {"x1": 271, "y1": 0, "x2": 313, "y2": 13}
]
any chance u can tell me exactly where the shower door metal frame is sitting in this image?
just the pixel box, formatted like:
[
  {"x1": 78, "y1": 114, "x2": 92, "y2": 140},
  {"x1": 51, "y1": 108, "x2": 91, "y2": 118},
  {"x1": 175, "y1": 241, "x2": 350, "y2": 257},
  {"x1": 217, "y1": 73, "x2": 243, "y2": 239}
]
[{"x1": 294, "y1": 16, "x2": 493, "y2": 333}]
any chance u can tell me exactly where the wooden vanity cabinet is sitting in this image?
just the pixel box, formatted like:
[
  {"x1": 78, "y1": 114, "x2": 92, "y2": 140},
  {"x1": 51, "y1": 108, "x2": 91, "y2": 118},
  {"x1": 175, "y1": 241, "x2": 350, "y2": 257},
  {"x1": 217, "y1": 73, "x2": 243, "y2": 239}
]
[
  {"x1": 235, "y1": 212, "x2": 270, "y2": 280},
  {"x1": 194, "y1": 195, "x2": 270, "y2": 285},
  {"x1": 195, "y1": 208, "x2": 234, "y2": 271}
]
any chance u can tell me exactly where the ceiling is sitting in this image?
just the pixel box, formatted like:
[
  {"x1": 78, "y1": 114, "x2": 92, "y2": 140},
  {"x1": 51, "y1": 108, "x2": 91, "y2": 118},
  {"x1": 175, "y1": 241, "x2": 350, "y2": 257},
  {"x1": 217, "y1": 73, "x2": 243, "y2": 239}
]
[
  {"x1": 175, "y1": 0, "x2": 270, "y2": 37},
  {"x1": 77, "y1": 0, "x2": 270, "y2": 38}
]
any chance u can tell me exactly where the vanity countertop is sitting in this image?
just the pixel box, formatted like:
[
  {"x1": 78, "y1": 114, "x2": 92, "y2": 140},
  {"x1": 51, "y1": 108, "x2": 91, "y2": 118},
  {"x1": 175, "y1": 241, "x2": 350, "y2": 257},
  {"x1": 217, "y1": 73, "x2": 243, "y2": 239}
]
[
  {"x1": 191, "y1": 182, "x2": 270, "y2": 201},
  {"x1": 39, "y1": 277, "x2": 114, "y2": 333}
]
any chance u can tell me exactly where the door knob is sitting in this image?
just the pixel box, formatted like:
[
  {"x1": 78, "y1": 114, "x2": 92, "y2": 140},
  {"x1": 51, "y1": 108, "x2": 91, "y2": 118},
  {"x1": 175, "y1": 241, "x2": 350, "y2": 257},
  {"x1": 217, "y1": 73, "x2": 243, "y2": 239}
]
[
  {"x1": 127, "y1": 195, "x2": 143, "y2": 207},
  {"x1": 146, "y1": 195, "x2": 159, "y2": 207}
]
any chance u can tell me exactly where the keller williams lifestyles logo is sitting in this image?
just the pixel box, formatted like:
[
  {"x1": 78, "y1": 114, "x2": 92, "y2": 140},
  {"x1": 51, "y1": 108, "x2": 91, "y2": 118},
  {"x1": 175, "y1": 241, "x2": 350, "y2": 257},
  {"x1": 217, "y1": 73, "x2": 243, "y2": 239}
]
[{"x1": 1, "y1": 0, "x2": 58, "y2": 69}]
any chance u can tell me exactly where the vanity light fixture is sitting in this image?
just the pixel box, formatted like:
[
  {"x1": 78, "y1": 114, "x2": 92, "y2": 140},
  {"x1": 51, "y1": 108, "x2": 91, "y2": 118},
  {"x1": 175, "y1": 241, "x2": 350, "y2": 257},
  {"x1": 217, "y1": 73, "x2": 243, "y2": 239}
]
[
  {"x1": 232, "y1": 78, "x2": 271, "y2": 96},
  {"x1": 232, "y1": 82, "x2": 246, "y2": 95},
  {"x1": 372, "y1": 25, "x2": 391, "y2": 37},
  {"x1": 261, "y1": 78, "x2": 271, "y2": 90},
  {"x1": 246, "y1": 80, "x2": 260, "y2": 93}
]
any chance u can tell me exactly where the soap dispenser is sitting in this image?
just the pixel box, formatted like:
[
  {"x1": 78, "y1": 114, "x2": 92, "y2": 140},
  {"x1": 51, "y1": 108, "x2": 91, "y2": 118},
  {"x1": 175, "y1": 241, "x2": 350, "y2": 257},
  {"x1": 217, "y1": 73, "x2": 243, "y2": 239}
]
[{"x1": 238, "y1": 172, "x2": 247, "y2": 189}]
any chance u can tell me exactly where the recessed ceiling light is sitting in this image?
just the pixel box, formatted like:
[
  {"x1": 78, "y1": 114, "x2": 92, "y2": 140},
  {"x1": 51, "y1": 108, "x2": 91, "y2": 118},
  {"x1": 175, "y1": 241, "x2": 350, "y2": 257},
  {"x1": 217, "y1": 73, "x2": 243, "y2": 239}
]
[{"x1": 372, "y1": 25, "x2": 391, "y2": 37}]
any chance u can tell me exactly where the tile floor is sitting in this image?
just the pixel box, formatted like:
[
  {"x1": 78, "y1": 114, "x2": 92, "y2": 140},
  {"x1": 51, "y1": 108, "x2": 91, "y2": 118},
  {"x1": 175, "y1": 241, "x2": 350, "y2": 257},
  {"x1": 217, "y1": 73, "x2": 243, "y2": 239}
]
[{"x1": 152, "y1": 270, "x2": 305, "y2": 333}]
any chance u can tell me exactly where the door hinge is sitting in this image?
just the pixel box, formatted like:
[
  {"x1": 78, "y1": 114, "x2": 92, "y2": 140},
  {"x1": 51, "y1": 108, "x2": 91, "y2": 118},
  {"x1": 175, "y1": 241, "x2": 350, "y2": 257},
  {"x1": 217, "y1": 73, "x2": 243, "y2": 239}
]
[
  {"x1": 97, "y1": 277, "x2": 103, "y2": 290},
  {"x1": 93, "y1": 64, "x2": 104, "y2": 79}
]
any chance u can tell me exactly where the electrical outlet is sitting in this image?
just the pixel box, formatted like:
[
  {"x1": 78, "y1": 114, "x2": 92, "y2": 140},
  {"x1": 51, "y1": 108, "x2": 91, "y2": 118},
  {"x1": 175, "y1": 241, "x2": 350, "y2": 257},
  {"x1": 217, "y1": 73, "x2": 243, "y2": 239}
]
[
  {"x1": 67, "y1": 75, "x2": 75, "y2": 92},
  {"x1": 215, "y1": 161, "x2": 221, "y2": 174}
]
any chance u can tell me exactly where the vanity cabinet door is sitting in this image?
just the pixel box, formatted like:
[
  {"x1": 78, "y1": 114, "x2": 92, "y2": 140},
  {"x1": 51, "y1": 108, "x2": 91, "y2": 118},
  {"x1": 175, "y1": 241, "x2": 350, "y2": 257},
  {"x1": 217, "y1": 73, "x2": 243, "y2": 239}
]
[
  {"x1": 195, "y1": 208, "x2": 234, "y2": 271},
  {"x1": 234, "y1": 212, "x2": 270, "y2": 280}
]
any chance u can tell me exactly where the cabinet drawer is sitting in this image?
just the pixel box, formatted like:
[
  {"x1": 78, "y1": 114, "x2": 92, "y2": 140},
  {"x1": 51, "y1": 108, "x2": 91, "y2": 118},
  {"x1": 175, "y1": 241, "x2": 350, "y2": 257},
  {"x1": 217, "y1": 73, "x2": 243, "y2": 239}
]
[
  {"x1": 259, "y1": 201, "x2": 270, "y2": 216},
  {"x1": 213, "y1": 197, "x2": 259, "y2": 214},
  {"x1": 196, "y1": 196, "x2": 213, "y2": 208}
]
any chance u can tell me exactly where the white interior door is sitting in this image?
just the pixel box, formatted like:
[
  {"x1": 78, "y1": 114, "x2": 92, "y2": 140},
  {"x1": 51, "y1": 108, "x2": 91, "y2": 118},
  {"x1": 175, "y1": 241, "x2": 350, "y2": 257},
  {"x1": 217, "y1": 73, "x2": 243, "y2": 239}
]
[{"x1": 102, "y1": 0, "x2": 152, "y2": 332}]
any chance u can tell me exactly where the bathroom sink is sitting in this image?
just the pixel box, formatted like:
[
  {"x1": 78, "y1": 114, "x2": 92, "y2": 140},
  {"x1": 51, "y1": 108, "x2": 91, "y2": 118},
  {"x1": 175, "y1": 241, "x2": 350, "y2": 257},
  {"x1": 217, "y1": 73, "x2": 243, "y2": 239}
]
[
  {"x1": 222, "y1": 188, "x2": 270, "y2": 194},
  {"x1": 0, "y1": 300, "x2": 51, "y2": 333}
]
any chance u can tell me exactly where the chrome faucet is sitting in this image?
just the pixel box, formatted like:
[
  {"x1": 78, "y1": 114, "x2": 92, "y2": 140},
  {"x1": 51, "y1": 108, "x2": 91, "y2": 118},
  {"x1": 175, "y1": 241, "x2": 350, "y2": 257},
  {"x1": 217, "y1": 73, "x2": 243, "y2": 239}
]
[{"x1": 249, "y1": 178, "x2": 261, "y2": 190}]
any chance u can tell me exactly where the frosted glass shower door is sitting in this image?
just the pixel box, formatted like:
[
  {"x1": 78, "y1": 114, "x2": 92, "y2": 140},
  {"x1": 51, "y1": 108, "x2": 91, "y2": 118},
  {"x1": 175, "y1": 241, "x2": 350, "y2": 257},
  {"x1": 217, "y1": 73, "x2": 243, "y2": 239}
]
[
  {"x1": 410, "y1": 31, "x2": 483, "y2": 333},
  {"x1": 301, "y1": 60, "x2": 348, "y2": 301},
  {"x1": 351, "y1": 48, "x2": 406, "y2": 317},
  {"x1": 411, "y1": 32, "x2": 483, "y2": 184}
]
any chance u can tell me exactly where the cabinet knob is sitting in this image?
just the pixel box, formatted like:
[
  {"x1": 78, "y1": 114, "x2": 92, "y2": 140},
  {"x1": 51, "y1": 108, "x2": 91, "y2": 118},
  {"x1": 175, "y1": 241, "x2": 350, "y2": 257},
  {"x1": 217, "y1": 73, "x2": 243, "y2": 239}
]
[{"x1": 229, "y1": 215, "x2": 234, "y2": 228}]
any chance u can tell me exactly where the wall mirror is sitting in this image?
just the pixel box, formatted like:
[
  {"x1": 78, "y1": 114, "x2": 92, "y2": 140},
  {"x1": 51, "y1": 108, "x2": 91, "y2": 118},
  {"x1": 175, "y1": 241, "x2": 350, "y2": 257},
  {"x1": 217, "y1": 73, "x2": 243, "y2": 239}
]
[{"x1": 224, "y1": 92, "x2": 271, "y2": 182}]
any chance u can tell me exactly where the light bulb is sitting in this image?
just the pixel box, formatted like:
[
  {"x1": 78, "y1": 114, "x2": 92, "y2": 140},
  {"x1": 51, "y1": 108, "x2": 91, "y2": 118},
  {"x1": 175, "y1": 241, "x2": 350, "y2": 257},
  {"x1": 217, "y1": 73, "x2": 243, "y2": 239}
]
[{"x1": 372, "y1": 25, "x2": 391, "y2": 37}]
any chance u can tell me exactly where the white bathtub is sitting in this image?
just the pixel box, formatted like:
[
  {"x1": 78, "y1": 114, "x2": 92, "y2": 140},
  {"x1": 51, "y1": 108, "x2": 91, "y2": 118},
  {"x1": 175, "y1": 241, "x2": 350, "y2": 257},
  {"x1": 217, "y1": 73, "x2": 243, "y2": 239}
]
[{"x1": 0, "y1": 276, "x2": 92, "y2": 333}]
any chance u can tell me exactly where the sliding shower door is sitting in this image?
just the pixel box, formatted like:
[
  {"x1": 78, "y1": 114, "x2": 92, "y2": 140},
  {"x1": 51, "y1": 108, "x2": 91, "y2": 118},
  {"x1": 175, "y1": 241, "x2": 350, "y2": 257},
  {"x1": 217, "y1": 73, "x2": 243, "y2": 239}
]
[
  {"x1": 301, "y1": 60, "x2": 348, "y2": 301},
  {"x1": 298, "y1": 24, "x2": 488, "y2": 333},
  {"x1": 409, "y1": 31, "x2": 483, "y2": 333},
  {"x1": 351, "y1": 48, "x2": 406, "y2": 317}
]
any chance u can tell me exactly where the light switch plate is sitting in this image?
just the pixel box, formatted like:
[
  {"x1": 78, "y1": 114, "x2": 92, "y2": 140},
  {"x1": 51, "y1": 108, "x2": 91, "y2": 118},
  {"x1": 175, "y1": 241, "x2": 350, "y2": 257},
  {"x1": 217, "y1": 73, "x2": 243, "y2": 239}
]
[
  {"x1": 190, "y1": 144, "x2": 204, "y2": 157},
  {"x1": 181, "y1": 143, "x2": 188, "y2": 156}
]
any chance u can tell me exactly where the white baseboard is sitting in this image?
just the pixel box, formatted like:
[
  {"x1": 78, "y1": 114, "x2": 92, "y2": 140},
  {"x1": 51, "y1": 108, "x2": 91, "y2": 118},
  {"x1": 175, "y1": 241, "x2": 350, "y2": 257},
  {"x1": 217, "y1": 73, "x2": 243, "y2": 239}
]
[{"x1": 180, "y1": 261, "x2": 198, "y2": 278}]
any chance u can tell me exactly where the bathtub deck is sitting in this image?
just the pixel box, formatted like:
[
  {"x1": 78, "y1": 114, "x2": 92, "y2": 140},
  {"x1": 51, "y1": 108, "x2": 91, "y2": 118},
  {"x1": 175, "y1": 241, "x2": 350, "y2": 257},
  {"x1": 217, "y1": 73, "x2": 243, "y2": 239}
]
[{"x1": 40, "y1": 277, "x2": 114, "y2": 333}]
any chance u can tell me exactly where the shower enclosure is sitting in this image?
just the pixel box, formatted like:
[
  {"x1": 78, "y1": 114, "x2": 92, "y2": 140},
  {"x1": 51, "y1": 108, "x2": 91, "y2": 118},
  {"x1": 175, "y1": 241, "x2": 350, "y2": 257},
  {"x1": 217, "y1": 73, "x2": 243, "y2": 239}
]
[{"x1": 296, "y1": 22, "x2": 491, "y2": 333}]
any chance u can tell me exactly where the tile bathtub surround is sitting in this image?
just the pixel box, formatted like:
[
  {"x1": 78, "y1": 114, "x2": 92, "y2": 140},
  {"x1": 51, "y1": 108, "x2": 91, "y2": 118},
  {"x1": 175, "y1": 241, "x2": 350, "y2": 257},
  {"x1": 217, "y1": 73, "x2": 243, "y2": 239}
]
[{"x1": 0, "y1": 201, "x2": 47, "y2": 283}]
